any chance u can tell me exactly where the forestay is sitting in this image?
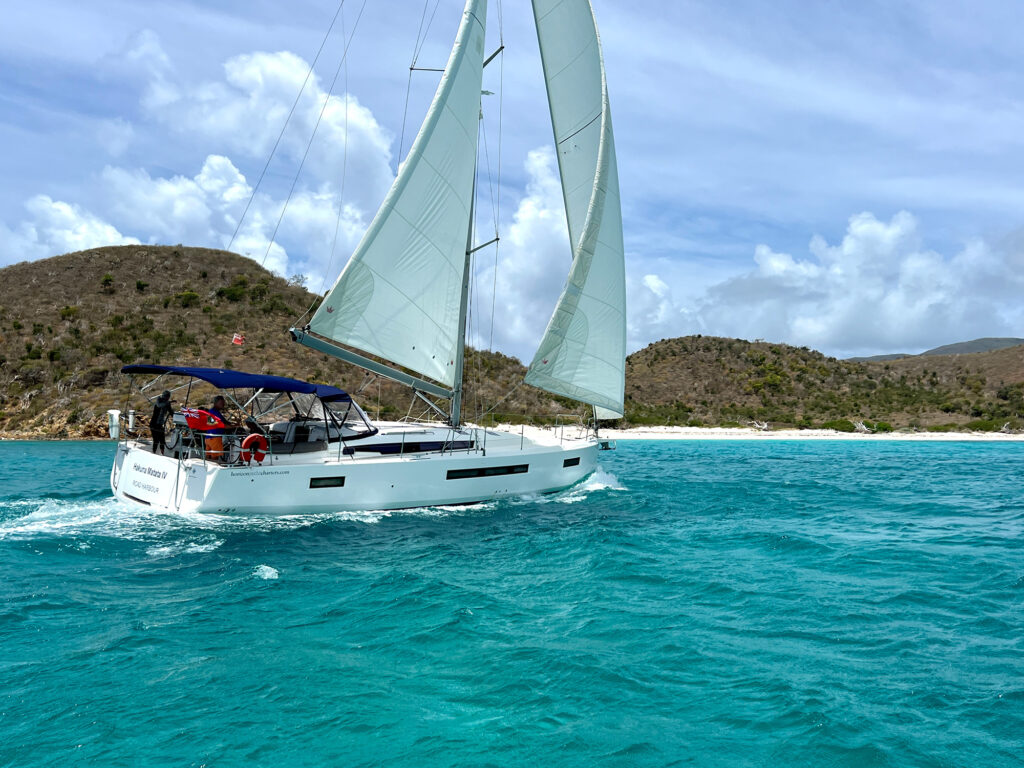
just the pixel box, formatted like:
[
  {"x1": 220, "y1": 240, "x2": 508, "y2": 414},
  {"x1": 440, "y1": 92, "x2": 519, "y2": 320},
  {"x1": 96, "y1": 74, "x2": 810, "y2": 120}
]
[
  {"x1": 525, "y1": 0, "x2": 626, "y2": 418},
  {"x1": 302, "y1": 0, "x2": 487, "y2": 389}
]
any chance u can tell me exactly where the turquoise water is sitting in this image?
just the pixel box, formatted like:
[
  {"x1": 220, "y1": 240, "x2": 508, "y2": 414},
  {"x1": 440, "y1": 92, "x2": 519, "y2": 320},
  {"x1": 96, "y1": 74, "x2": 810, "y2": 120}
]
[{"x1": 1, "y1": 440, "x2": 1022, "y2": 767}]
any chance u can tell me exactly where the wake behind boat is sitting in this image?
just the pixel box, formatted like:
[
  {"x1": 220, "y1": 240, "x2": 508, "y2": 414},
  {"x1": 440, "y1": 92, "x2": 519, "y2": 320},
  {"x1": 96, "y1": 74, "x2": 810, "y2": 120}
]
[{"x1": 109, "y1": 0, "x2": 627, "y2": 514}]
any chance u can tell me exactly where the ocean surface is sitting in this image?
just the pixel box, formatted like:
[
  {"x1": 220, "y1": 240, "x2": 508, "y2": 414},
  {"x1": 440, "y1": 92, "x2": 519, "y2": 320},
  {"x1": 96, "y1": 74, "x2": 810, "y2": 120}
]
[{"x1": 1, "y1": 439, "x2": 1022, "y2": 767}]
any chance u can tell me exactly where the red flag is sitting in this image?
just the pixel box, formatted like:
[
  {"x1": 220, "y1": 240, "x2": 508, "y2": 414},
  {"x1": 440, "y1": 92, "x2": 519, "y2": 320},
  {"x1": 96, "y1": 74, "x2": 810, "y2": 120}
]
[{"x1": 232, "y1": 333, "x2": 245, "y2": 345}]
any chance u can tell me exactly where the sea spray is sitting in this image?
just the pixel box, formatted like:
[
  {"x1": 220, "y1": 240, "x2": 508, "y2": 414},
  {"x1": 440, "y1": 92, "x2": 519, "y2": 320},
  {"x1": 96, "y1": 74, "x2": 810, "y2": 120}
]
[{"x1": 253, "y1": 564, "x2": 280, "y2": 580}]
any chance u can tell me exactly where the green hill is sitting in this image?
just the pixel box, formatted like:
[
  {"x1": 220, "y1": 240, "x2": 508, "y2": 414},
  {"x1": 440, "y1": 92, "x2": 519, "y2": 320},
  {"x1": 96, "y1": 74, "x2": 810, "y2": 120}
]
[
  {"x1": 1, "y1": 246, "x2": 1022, "y2": 437},
  {"x1": 846, "y1": 352, "x2": 911, "y2": 362},
  {"x1": 0, "y1": 246, "x2": 566, "y2": 438},
  {"x1": 848, "y1": 337, "x2": 1024, "y2": 362},
  {"x1": 625, "y1": 335, "x2": 1024, "y2": 430},
  {"x1": 922, "y1": 337, "x2": 1024, "y2": 356}
]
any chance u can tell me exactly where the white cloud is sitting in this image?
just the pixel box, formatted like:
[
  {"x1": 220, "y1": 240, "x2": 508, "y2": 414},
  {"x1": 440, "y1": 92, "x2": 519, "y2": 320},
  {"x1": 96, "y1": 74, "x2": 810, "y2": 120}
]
[
  {"x1": 0, "y1": 195, "x2": 139, "y2": 266},
  {"x1": 96, "y1": 117, "x2": 135, "y2": 157},
  {"x1": 99, "y1": 29, "x2": 179, "y2": 110},
  {"x1": 0, "y1": 147, "x2": 371, "y2": 281},
  {"x1": 627, "y1": 273, "x2": 685, "y2": 350},
  {"x1": 95, "y1": 154, "x2": 368, "y2": 279},
  {"x1": 0, "y1": 35, "x2": 398, "y2": 284},
  {"x1": 632, "y1": 211, "x2": 1024, "y2": 357},
  {"x1": 144, "y1": 46, "x2": 395, "y2": 215},
  {"x1": 469, "y1": 147, "x2": 571, "y2": 362}
]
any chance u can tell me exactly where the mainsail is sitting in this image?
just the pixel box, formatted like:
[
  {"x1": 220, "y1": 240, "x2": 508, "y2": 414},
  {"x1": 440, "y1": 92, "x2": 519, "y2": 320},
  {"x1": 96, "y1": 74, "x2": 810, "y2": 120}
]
[
  {"x1": 525, "y1": 0, "x2": 627, "y2": 418},
  {"x1": 295, "y1": 0, "x2": 487, "y2": 393}
]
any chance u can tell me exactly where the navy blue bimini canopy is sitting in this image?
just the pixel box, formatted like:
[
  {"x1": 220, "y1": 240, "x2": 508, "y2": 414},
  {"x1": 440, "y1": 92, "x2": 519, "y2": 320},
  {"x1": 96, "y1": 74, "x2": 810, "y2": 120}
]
[{"x1": 122, "y1": 364, "x2": 350, "y2": 401}]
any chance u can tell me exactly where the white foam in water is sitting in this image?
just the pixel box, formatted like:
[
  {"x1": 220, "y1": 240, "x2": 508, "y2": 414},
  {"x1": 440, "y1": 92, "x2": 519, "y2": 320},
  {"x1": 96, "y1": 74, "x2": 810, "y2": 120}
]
[
  {"x1": 0, "y1": 495, "x2": 392, "y2": 541},
  {"x1": 581, "y1": 468, "x2": 626, "y2": 492},
  {"x1": 0, "y1": 497, "x2": 147, "y2": 541},
  {"x1": 0, "y1": 495, "x2": 470, "y2": 544},
  {"x1": 0, "y1": 469, "x2": 620, "y2": 543},
  {"x1": 517, "y1": 466, "x2": 626, "y2": 505},
  {"x1": 253, "y1": 564, "x2": 279, "y2": 580},
  {"x1": 145, "y1": 538, "x2": 224, "y2": 558},
  {"x1": 399, "y1": 500, "x2": 499, "y2": 518}
]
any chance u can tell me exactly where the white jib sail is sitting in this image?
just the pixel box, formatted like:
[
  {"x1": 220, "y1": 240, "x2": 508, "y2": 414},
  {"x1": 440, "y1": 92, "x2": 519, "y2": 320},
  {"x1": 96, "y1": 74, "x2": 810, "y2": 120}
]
[
  {"x1": 525, "y1": 0, "x2": 627, "y2": 418},
  {"x1": 308, "y1": 0, "x2": 487, "y2": 389}
]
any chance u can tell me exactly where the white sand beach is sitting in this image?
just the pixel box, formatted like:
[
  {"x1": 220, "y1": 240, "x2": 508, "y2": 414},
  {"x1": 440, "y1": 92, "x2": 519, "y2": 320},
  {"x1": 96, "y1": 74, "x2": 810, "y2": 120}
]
[
  {"x1": 599, "y1": 426, "x2": 1024, "y2": 441},
  {"x1": 499, "y1": 424, "x2": 1024, "y2": 442}
]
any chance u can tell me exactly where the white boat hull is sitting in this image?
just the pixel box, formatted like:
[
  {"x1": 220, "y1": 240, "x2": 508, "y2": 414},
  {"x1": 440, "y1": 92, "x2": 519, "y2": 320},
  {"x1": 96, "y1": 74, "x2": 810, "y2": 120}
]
[{"x1": 111, "y1": 424, "x2": 600, "y2": 515}]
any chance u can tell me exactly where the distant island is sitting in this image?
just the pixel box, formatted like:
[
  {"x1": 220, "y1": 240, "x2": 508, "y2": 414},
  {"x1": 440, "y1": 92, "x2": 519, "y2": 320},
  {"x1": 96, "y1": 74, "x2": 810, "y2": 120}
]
[
  {"x1": 847, "y1": 337, "x2": 1024, "y2": 362},
  {"x1": 1, "y1": 245, "x2": 1021, "y2": 438}
]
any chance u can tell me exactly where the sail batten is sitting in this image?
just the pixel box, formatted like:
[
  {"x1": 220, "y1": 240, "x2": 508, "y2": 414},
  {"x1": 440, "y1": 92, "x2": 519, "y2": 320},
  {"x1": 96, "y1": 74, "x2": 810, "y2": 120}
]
[
  {"x1": 301, "y1": 0, "x2": 487, "y2": 389},
  {"x1": 525, "y1": 0, "x2": 626, "y2": 418}
]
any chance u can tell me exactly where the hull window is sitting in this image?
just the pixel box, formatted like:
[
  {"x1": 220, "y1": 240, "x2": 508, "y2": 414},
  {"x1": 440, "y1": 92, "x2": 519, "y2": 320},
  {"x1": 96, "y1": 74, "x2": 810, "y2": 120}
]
[
  {"x1": 446, "y1": 464, "x2": 528, "y2": 480},
  {"x1": 350, "y1": 440, "x2": 474, "y2": 455},
  {"x1": 310, "y1": 476, "x2": 346, "y2": 488},
  {"x1": 563, "y1": 456, "x2": 581, "y2": 468}
]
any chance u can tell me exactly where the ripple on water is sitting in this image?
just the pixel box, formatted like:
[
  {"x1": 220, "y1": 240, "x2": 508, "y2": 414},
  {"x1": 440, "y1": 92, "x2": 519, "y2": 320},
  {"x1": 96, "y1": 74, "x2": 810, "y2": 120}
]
[{"x1": 1, "y1": 440, "x2": 1023, "y2": 768}]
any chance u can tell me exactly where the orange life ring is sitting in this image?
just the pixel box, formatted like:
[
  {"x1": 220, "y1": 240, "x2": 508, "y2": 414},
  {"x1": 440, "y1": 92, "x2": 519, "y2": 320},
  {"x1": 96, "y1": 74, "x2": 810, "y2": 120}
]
[{"x1": 240, "y1": 433, "x2": 269, "y2": 464}]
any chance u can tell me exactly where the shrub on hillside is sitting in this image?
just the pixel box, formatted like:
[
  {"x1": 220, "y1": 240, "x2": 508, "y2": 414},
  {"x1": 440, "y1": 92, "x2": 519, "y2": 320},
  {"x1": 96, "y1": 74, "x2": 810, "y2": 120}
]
[
  {"x1": 821, "y1": 419, "x2": 856, "y2": 432},
  {"x1": 964, "y1": 419, "x2": 1001, "y2": 432},
  {"x1": 175, "y1": 291, "x2": 201, "y2": 308},
  {"x1": 262, "y1": 294, "x2": 291, "y2": 314},
  {"x1": 217, "y1": 276, "x2": 248, "y2": 302}
]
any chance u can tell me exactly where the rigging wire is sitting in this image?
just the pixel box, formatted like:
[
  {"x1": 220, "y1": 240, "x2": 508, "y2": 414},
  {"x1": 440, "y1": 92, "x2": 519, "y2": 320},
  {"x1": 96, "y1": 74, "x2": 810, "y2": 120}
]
[
  {"x1": 488, "y1": 0, "x2": 504, "y2": 352},
  {"x1": 478, "y1": 379, "x2": 522, "y2": 424},
  {"x1": 398, "y1": 0, "x2": 443, "y2": 165},
  {"x1": 473, "y1": 0, "x2": 504, "y2": 421},
  {"x1": 227, "y1": 0, "x2": 347, "y2": 255},
  {"x1": 295, "y1": 5, "x2": 353, "y2": 327},
  {"x1": 261, "y1": 0, "x2": 369, "y2": 273},
  {"x1": 412, "y1": 0, "x2": 444, "y2": 66}
]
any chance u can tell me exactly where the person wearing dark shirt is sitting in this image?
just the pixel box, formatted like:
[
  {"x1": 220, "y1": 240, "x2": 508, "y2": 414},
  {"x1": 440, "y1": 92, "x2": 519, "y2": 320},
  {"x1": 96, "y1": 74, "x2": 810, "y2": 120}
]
[
  {"x1": 150, "y1": 390, "x2": 173, "y2": 454},
  {"x1": 208, "y1": 395, "x2": 228, "y2": 425},
  {"x1": 205, "y1": 395, "x2": 231, "y2": 460}
]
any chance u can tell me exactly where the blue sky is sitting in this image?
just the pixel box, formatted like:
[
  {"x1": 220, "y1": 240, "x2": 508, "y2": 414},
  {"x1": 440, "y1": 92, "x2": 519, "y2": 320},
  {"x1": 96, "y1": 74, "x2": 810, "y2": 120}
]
[{"x1": 2, "y1": 0, "x2": 1023, "y2": 360}]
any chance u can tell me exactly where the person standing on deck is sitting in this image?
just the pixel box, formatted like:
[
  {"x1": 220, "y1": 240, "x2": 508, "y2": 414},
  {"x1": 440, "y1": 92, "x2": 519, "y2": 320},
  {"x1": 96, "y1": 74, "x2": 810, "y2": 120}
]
[{"x1": 150, "y1": 390, "x2": 173, "y2": 454}]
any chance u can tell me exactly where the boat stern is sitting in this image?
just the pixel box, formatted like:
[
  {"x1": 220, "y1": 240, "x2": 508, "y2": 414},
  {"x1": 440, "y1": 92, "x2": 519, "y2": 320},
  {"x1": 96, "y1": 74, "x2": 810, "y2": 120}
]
[{"x1": 111, "y1": 443, "x2": 188, "y2": 510}]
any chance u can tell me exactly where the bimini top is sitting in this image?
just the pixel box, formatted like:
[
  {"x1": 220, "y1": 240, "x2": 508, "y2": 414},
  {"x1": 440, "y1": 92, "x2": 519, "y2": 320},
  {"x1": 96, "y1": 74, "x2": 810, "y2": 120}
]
[{"x1": 121, "y1": 364, "x2": 350, "y2": 401}]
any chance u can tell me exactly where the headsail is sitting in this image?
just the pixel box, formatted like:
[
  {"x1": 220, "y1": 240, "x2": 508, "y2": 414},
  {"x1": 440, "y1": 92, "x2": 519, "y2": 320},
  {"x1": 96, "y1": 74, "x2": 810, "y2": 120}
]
[
  {"x1": 296, "y1": 0, "x2": 487, "y2": 391},
  {"x1": 525, "y1": 0, "x2": 627, "y2": 418}
]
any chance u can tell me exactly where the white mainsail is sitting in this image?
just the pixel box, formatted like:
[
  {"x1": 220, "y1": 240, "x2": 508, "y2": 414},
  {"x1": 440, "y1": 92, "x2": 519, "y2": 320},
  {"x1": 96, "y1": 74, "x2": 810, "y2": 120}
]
[
  {"x1": 303, "y1": 0, "x2": 487, "y2": 390},
  {"x1": 525, "y1": 0, "x2": 626, "y2": 418}
]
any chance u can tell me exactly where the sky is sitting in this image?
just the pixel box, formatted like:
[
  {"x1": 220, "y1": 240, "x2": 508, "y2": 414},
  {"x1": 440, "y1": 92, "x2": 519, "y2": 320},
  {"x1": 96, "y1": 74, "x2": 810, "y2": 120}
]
[{"x1": 2, "y1": 0, "x2": 1023, "y2": 361}]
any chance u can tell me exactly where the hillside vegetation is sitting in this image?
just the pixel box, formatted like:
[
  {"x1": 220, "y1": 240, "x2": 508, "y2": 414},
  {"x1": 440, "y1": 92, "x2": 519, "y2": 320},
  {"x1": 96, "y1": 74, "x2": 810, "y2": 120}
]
[
  {"x1": 626, "y1": 336, "x2": 1024, "y2": 431},
  {"x1": 0, "y1": 246, "x2": 568, "y2": 438},
  {"x1": 1, "y1": 246, "x2": 1021, "y2": 437}
]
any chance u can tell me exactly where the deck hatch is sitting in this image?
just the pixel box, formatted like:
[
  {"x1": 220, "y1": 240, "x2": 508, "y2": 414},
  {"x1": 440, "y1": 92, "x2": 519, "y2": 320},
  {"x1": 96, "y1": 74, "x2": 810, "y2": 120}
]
[{"x1": 446, "y1": 464, "x2": 528, "y2": 480}]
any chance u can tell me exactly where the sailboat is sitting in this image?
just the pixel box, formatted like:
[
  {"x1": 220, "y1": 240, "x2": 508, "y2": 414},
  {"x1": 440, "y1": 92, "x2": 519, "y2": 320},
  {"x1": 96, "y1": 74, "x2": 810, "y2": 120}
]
[{"x1": 109, "y1": 0, "x2": 626, "y2": 515}]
